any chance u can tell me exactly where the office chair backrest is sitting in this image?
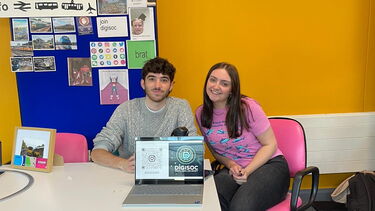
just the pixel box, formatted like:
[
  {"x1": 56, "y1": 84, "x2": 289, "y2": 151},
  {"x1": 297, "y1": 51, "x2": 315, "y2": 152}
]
[
  {"x1": 55, "y1": 133, "x2": 89, "y2": 163},
  {"x1": 269, "y1": 117, "x2": 306, "y2": 177}
]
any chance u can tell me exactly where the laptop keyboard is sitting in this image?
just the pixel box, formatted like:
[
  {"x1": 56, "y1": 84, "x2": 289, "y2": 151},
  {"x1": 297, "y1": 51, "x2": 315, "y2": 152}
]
[{"x1": 132, "y1": 185, "x2": 203, "y2": 196}]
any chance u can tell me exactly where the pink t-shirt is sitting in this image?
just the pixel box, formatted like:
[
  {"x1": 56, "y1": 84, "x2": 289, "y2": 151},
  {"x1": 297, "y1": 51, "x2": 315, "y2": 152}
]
[{"x1": 195, "y1": 97, "x2": 282, "y2": 168}]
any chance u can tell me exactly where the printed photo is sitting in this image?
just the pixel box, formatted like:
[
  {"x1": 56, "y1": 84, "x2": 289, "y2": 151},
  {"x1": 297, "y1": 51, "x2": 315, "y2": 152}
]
[
  {"x1": 97, "y1": 0, "x2": 127, "y2": 15},
  {"x1": 10, "y1": 57, "x2": 33, "y2": 72},
  {"x1": 67, "y1": 58, "x2": 92, "y2": 86},
  {"x1": 99, "y1": 69, "x2": 129, "y2": 105},
  {"x1": 55, "y1": 34, "x2": 77, "y2": 50},
  {"x1": 20, "y1": 138, "x2": 46, "y2": 158},
  {"x1": 12, "y1": 19, "x2": 29, "y2": 41},
  {"x1": 76, "y1": 16, "x2": 93, "y2": 35},
  {"x1": 53, "y1": 17, "x2": 76, "y2": 33},
  {"x1": 11, "y1": 41, "x2": 33, "y2": 57},
  {"x1": 29, "y1": 17, "x2": 52, "y2": 33},
  {"x1": 33, "y1": 56, "x2": 56, "y2": 72},
  {"x1": 32, "y1": 34, "x2": 55, "y2": 50},
  {"x1": 129, "y1": 7, "x2": 155, "y2": 41}
]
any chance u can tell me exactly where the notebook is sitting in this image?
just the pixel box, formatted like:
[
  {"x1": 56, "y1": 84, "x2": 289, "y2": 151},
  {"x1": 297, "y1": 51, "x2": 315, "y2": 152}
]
[{"x1": 122, "y1": 136, "x2": 205, "y2": 207}]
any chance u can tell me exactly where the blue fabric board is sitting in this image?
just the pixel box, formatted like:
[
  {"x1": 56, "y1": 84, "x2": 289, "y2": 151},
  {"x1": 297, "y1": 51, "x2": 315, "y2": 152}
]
[{"x1": 14, "y1": 7, "x2": 158, "y2": 149}]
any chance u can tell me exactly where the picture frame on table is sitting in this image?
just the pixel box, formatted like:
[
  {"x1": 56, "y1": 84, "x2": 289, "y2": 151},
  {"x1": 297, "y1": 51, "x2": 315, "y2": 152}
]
[{"x1": 11, "y1": 127, "x2": 56, "y2": 173}]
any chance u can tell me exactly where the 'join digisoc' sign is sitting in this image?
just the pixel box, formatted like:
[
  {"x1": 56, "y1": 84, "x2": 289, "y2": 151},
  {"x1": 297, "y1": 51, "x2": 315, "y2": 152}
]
[{"x1": 0, "y1": 0, "x2": 97, "y2": 18}]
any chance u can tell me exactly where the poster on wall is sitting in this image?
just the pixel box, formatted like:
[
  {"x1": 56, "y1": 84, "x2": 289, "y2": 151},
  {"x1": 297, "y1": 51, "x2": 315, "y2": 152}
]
[
  {"x1": 55, "y1": 34, "x2": 78, "y2": 50},
  {"x1": 10, "y1": 57, "x2": 33, "y2": 72},
  {"x1": 126, "y1": 40, "x2": 156, "y2": 69},
  {"x1": 99, "y1": 69, "x2": 129, "y2": 105},
  {"x1": 0, "y1": 0, "x2": 98, "y2": 18},
  {"x1": 97, "y1": 16, "x2": 128, "y2": 38},
  {"x1": 11, "y1": 41, "x2": 33, "y2": 57},
  {"x1": 76, "y1": 17, "x2": 94, "y2": 35},
  {"x1": 90, "y1": 41, "x2": 126, "y2": 67},
  {"x1": 129, "y1": 7, "x2": 155, "y2": 41},
  {"x1": 12, "y1": 19, "x2": 29, "y2": 41},
  {"x1": 67, "y1": 58, "x2": 92, "y2": 86},
  {"x1": 33, "y1": 56, "x2": 56, "y2": 72},
  {"x1": 53, "y1": 17, "x2": 76, "y2": 33},
  {"x1": 97, "y1": 0, "x2": 127, "y2": 15},
  {"x1": 32, "y1": 35, "x2": 55, "y2": 50},
  {"x1": 29, "y1": 17, "x2": 52, "y2": 33}
]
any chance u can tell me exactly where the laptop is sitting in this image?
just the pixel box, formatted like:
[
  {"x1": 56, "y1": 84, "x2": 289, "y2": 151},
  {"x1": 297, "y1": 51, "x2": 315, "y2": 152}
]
[{"x1": 122, "y1": 136, "x2": 205, "y2": 207}]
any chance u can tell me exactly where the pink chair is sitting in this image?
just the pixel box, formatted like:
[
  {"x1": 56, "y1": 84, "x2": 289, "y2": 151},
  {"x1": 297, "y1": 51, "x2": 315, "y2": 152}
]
[
  {"x1": 267, "y1": 117, "x2": 319, "y2": 211},
  {"x1": 55, "y1": 133, "x2": 89, "y2": 163},
  {"x1": 211, "y1": 117, "x2": 319, "y2": 211}
]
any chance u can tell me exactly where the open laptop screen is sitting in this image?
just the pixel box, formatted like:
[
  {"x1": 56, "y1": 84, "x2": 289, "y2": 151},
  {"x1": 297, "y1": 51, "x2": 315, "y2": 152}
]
[{"x1": 135, "y1": 136, "x2": 204, "y2": 184}]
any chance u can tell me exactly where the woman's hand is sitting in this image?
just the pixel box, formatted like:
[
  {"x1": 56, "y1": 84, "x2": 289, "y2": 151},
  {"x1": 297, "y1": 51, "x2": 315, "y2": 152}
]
[
  {"x1": 228, "y1": 161, "x2": 243, "y2": 177},
  {"x1": 232, "y1": 169, "x2": 249, "y2": 185}
]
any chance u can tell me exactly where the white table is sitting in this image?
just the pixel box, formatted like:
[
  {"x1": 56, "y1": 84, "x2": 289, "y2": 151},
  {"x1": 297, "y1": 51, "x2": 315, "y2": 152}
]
[{"x1": 0, "y1": 160, "x2": 220, "y2": 211}]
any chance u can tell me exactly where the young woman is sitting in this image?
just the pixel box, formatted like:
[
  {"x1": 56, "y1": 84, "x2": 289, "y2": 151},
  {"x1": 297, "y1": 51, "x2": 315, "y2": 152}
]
[{"x1": 195, "y1": 62, "x2": 290, "y2": 211}]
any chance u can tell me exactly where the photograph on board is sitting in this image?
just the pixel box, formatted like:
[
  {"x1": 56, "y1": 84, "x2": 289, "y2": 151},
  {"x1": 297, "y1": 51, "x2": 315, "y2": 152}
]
[
  {"x1": 129, "y1": 7, "x2": 155, "y2": 41},
  {"x1": 99, "y1": 69, "x2": 129, "y2": 105},
  {"x1": 29, "y1": 17, "x2": 52, "y2": 33},
  {"x1": 53, "y1": 17, "x2": 76, "y2": 33},
  {"x1": 11, "y1": 41, "x2": 33, "y2": 57},
  {"x1": 33, "y1": 56, "x2": 56, "y2": 72},
  {"x1": 55, "y1": 34, "x2": 78, "y2": 50},
  {"x1": 32, "y1": 34, "x2": 55, "y2": 50},
  {"x1": 97, "y1": 0, "x2": 127, "y2": 15},
  {"x1": 12, "y1": 19, "x2": 29, "y2": 41},
  {"x1": 10, "y1": 57, "x2": 33, "y2": 72},
  {"x1": 76, "y1": 16, "x2": 94, "y2": 35},
  {"x1": 67, "y1": 57, "x2": 92, "y2": 86}
]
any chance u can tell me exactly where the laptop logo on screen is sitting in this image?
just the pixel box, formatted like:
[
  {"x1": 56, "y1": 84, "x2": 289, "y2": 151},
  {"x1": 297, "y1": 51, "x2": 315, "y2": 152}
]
[
  {"x1": 175, "y1": 145, "x2": 198, "y2": 173},
  {"x1": 177, "y1": 146, "x2": 195, "y2": 164}
]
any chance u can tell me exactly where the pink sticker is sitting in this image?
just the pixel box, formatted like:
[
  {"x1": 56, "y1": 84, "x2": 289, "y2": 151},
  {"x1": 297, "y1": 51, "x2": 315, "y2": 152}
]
[
  {"x1": 36, "y1": 158, "x2": 48, "y2": 169},
  {"x1": 113, "y1": 60, "x2": 118, "y2": 65},
  {"x1": 121, "y1": 60, "x2": 126, "y2": 65}
]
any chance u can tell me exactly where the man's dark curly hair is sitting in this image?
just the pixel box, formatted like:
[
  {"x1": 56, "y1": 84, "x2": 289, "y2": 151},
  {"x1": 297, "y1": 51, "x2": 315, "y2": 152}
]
[{"x1": 142, "y1": 57, "x2": 176, "y2": 81}]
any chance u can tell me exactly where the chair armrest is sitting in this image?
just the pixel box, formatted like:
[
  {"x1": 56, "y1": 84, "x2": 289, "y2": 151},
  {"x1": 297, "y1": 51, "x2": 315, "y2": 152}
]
[
  {"x1": 211, "y1": 160, "x2": 224, "y2": 174},
  {"x1": 290, "y1": 166, "x2": 320, "y2": 211}
]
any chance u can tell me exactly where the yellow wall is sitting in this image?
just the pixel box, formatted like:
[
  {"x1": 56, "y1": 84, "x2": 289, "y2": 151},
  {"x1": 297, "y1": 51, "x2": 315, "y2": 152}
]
[
  {"x1": 157, "y1": 0, "x2": 375, "y2": 189},
  {"x1": 0, "y1": 18, "x2": 21, "y2": 164}
]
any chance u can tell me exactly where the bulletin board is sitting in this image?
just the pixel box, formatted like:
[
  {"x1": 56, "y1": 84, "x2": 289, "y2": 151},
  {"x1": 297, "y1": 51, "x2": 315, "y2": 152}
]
[{"x1": 12, "y1": 5, "x2": 158, "y2": 149}]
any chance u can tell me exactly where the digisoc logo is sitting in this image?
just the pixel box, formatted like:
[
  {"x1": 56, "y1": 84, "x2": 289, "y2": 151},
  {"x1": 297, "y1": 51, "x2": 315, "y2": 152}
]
[{"x1": 176, "y1": 146, "x2": 195, "y2": 165}]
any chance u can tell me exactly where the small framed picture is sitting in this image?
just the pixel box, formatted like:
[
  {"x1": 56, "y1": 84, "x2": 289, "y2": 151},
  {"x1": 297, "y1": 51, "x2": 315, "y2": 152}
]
[{"x1": 11, "y1": 127, "x2": 56, "y2": 173}]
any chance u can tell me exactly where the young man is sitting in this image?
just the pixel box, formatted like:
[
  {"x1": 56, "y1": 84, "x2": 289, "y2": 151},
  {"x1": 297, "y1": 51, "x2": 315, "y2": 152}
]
[{"x1": 91, "y1": 57, "x2": 197, "y2": 173}]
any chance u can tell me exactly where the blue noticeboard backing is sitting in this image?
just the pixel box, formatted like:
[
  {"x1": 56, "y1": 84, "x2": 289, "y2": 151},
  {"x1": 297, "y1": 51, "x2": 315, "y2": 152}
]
[{"x1": 15, "y1": 8, "x2": 158, "y2": 149}]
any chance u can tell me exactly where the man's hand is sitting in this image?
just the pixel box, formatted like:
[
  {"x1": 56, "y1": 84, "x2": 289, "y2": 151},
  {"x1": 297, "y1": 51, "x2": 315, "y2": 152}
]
[{"x1": 119, "y1": 154, "x2": 135, "y2": 173}]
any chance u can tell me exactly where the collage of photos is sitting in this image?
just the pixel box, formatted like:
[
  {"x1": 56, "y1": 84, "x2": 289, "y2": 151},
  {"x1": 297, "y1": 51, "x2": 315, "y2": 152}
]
[{"x1": 9, "y1": 0, "x2": 157, "y2": 104}]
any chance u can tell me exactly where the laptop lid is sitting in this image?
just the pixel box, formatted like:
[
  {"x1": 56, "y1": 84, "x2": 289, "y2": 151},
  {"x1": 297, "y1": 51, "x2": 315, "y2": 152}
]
[{"x1": 135, "y1": 136, "x2": 204, "y2": 185}]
